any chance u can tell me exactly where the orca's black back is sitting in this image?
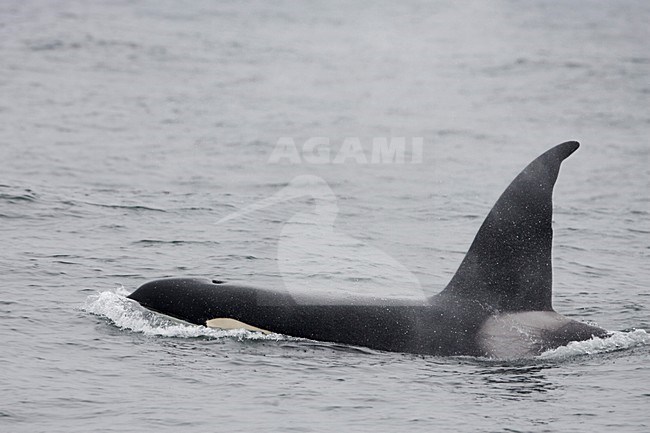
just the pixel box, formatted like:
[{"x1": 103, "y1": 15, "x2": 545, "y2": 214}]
[{"x1": 128, "y1": 277, "x2": 487, "y2": 355}]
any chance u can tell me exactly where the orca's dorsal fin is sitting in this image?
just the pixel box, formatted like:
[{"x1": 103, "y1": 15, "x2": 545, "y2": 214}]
[{"x1": 441, "y1": 141, "x2": 580, "y2": 312}]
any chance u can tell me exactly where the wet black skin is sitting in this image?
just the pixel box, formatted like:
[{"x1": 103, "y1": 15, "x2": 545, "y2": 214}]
[{"x1": 129, "y1": 277, "x2": 496, "y2": 356}]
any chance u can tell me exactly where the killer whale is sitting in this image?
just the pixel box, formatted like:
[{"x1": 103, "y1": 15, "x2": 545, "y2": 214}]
[{"x1": 128, "y1": 141, "x2": 608, "y2": 358}]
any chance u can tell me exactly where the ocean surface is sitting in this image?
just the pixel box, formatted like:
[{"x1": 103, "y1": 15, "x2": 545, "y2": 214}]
[{"x1": 1, "y1": 1, "x2": 649, "y2": 432}]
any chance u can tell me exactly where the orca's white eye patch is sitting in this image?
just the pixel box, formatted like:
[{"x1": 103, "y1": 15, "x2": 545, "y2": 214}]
[{"x1": 206, "y1": 318, "x2": 271, "y2": 334}]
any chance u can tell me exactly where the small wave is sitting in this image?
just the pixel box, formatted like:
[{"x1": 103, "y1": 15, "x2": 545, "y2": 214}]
[
  {"x1": 82, "y1": 288, "x2": 287, "y2": 341},
  {"x1": 539, "y1": 329, "x2": 650, "y2": 359},
  {"x1": 133, "y1": 239, "x2": 220, "y2": 246},
  {"x1": 0, "y1": 189, "x2": 38, "y2": 203},
  {"x1": 82, "y1": 202, "x2": 167, "y2": 212}
]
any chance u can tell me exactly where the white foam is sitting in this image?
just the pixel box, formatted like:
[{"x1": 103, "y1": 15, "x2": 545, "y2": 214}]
[
  {"x1": 82, "y1": 287, "x2": 287, "y2": 341},
  {"x1": 539, "y1": 329, "x2": 650, "y2": 359}
]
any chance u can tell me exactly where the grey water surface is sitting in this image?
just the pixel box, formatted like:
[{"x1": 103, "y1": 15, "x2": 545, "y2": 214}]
[{"x1": 1, "y1": 1, "x2": 649, "y2": 432}]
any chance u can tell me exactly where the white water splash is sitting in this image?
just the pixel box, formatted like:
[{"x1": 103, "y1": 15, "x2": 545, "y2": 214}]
[
  {"x1": 82, "y1": 287, "x2": 287, "y2": 341},
  {"x1": 539, "y1": 329, "x2": 650, "y2": 359}
]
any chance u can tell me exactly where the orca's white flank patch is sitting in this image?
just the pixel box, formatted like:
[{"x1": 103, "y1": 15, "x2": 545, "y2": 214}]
[{"x1": 478, "y1": 311, "x2": 570, "y2": 359}]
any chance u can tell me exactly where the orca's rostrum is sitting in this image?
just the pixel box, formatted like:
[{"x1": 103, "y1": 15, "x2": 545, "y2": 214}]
[{"x1": 128, "y1": 141, "x2": 608, "y2": 358}]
